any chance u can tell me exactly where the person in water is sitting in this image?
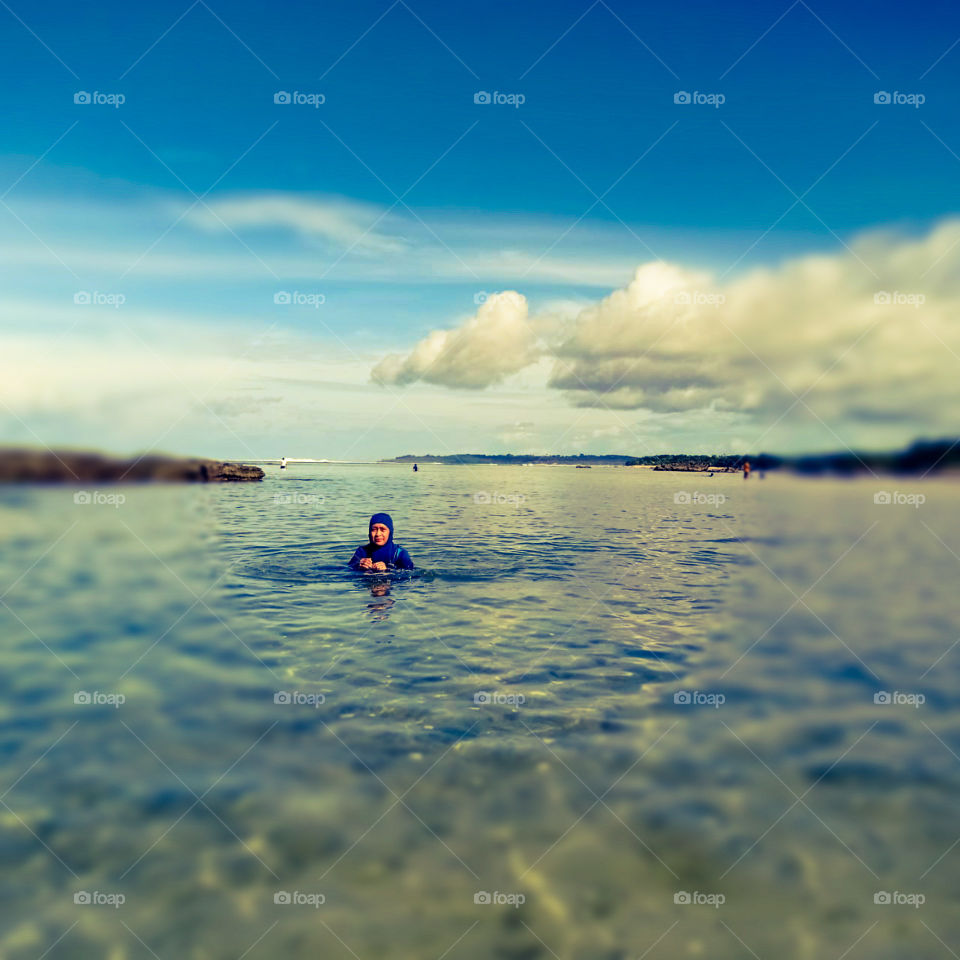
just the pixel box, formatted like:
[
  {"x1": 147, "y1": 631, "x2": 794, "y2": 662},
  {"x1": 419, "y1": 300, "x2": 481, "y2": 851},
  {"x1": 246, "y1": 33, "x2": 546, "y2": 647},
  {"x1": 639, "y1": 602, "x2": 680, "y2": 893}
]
[{"x1": 348, "y1": 513, "x2": 415, "y2": 572}]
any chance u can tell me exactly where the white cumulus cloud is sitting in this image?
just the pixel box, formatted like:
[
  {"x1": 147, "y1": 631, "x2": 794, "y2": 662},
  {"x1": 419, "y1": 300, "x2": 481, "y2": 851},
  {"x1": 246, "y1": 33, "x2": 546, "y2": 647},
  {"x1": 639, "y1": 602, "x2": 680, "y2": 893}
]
[
  {"x1": 371, "y1": 291, "x2": 540, "y2": 388},
  {"x1": 371, "y1": 219, "x2": 960, "y2": 439}
]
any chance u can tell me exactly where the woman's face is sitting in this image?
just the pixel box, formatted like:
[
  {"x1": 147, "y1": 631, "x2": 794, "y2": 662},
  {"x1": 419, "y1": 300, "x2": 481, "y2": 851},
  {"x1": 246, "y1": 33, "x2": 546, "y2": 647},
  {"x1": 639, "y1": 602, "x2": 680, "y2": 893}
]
[{"x1": 370, "y1": 523, "x2": 390, "y2": 546}]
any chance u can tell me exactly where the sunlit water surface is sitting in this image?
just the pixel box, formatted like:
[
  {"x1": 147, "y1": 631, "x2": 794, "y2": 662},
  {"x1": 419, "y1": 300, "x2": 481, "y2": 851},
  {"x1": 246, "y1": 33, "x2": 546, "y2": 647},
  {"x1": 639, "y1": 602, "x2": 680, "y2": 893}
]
[{"x1": 1, "y1": 464, "x2": 958, "y2": 959}]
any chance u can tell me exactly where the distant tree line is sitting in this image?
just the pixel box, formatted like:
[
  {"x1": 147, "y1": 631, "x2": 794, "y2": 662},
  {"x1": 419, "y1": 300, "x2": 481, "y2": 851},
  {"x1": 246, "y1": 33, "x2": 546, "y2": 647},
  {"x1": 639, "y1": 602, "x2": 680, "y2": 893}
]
[{"x1": 387, "y1": 438, "x2": 960, "y2": 475}]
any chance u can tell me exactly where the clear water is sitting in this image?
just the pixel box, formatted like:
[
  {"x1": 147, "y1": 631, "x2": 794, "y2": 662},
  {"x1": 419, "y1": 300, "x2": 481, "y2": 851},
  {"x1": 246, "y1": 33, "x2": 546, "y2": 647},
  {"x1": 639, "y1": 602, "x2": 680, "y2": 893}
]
[{"x1": 1, "y1": 464, "x2": 957, "y2": 959}]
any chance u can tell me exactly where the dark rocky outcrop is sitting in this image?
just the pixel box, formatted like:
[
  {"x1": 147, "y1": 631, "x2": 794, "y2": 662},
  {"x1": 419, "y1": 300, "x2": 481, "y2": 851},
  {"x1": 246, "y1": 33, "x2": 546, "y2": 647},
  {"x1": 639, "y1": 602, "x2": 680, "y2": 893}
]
[
  {"x1": 631, "y1": 454, "x2": 745, "y2": 472},
  {"x1": 0, "y1": 448, "x2": 264, "y2": 483},
  {"x1": 651, "y1": 462, "x2": 739, "y2": 472}
]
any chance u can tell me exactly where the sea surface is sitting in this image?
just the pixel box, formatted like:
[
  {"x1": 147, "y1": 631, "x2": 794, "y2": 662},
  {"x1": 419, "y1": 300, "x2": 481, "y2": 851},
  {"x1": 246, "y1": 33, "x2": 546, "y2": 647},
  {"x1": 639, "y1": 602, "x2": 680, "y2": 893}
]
[{"x1": 1, "y1": 464, "x2": 958, "y2": 959}]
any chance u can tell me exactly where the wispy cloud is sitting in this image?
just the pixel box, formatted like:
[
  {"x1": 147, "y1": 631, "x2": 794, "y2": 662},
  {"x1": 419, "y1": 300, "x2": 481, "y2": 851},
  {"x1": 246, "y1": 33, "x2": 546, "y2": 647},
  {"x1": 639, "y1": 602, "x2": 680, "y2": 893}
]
[
  {"x1": 184, "y1": 192, "x2": 409, "y2": 256},
  {"x1": 0, "y1": 190, "x2": 654, "y2": 288}
]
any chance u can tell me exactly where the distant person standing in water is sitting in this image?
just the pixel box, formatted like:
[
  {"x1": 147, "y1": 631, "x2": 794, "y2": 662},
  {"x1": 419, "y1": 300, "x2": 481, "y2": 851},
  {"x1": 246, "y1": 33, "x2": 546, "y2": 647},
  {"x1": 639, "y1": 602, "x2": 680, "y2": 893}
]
[
  {"x1": 743, "y1": 460, "x2": 751, "y2": 480},
  {"x1": 281, "y1": 457, "x2": 287, "y2": 470},
  {"x1": 348, "y1": 513, "x2": 415, "y2": 571},
  {"x1": 413, "y1": 463, "x2": 418, "y2": 472}
]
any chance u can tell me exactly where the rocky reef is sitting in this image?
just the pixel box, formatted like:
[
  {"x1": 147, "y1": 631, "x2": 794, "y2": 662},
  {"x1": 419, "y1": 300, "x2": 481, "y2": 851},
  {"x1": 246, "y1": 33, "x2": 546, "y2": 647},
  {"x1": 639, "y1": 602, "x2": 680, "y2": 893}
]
[
  {"x1": 0, "y1": 448, "x2": 264, "y2": 483},
  {"x1": 651, "y1": 462, "x2": 739, "y2": 472}
]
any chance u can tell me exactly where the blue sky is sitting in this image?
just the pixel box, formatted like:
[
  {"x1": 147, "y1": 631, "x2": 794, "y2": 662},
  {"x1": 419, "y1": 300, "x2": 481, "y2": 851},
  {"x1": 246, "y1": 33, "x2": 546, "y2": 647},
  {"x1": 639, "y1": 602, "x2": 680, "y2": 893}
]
[{"x1": 2, "y1": 0, "x2": 959, "y2": 459}]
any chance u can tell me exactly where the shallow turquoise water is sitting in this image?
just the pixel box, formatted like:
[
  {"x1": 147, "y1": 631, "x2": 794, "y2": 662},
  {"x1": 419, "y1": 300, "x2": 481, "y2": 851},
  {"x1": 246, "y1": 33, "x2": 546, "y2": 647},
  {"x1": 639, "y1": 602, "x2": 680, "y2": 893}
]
[{"x1": 1, "y1": 465, "x2": 958, "y2": 958}]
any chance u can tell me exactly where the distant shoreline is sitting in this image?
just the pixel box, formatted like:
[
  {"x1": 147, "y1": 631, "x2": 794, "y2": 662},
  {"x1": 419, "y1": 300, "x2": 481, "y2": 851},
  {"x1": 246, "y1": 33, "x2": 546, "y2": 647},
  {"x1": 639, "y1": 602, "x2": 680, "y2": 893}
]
[
  {"x1": 3, "y1": 436, "x2": 956, "y2": 482},
  {"x1": 379, "y1": 438, "x2": 960, "y2": 475}
]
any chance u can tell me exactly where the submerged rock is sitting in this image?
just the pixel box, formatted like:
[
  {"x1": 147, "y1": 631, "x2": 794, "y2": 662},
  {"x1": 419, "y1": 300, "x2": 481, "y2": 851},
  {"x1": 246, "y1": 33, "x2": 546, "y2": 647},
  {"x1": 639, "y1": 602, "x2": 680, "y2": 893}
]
[{"x1": 0, "y1": 448, "x2": 264, "y2": 483}]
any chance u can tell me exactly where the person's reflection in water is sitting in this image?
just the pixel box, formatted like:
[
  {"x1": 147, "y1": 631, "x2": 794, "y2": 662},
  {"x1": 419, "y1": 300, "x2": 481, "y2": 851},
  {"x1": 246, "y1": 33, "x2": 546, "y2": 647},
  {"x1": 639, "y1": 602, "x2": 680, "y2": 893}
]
[{"x1": 367, "y1": 580, "x2": 395, "y2": 621}]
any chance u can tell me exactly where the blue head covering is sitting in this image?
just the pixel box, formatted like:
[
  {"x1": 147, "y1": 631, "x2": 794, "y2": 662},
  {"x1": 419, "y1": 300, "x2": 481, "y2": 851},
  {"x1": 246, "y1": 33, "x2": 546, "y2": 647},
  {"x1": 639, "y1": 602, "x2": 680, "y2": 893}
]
[
  {"x1": 366, "y1": 513, "x2": 397, "y2": 564},
  {"x1": 369, "y1": 513, "x2": 393, "y2": 540},
  {"x1": 349, "y1": 511, "x2": 413, "y2": 570}
]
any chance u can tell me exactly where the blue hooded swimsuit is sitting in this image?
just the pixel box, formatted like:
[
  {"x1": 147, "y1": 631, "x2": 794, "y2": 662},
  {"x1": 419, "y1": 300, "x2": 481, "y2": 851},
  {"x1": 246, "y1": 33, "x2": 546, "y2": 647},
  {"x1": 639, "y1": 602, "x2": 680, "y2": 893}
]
[{"x1": 348, "y1": 512, "x2": 414, "y2": 571}]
